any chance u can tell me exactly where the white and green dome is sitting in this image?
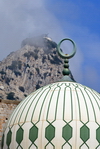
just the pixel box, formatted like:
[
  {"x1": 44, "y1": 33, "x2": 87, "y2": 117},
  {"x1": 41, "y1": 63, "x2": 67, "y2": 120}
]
[
  {"x1": 1, "y1": 81, "x2": 100, "y2": 149},
  {"x1": 1, "y1": 38, "x2": 100, "y2": 149}
]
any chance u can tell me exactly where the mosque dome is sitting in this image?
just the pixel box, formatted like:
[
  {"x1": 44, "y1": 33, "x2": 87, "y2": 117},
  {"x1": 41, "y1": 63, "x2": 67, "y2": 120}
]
[{"x1": 1, "y1": 39, "x2": 100, "y2": 149}]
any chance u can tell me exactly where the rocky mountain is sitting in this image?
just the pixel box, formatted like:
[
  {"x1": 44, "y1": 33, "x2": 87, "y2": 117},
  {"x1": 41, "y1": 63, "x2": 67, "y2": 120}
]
[{"x1": 0, "y1": 35, "x2": 75, "y2": 101}]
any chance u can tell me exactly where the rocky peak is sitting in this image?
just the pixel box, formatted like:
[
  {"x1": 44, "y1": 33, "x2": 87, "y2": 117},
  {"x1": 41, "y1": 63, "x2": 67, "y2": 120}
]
[{"x1": 0, "y1": 36, "x2": 75, "y2": 101}]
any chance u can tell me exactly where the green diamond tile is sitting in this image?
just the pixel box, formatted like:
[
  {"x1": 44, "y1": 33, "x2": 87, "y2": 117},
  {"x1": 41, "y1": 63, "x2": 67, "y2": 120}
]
[
  {"x1": 45, "y1": 124, "x2": 55, "y2": 141},
  {"x1": 62, "y1": 124, "x2": 72, "y2": 142},
  {"x1": 29, "y1": 125, "x2": 38, "y2": 143},
  {"x1": 80, "y1": 124, "x2": 90, "y2": 142},
  {"x1": 16, "y1": 127, "x2": 24, "y2": 144},
  {"x1": 6, "y1": 129, "x2": 12, "y2": 147},
  {"x1": 96, "y1": 126, "x2": 100, "y2": 143},
  {"x1": 1, "y1": 134, "x2": 4, "y2": 149}
]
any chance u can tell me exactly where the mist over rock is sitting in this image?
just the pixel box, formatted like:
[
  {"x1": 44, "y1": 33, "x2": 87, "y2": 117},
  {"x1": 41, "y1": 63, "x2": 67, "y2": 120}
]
[
  {"x1": 21, "y1": 34, "x2": 57, "y2": 51},
  {"x1": 0, "y1": 35, "x2": 75, "y2": 101}
]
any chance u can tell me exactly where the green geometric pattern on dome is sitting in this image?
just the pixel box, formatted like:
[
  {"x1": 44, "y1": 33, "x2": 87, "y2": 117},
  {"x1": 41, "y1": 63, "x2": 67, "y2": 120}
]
[
  {"x1": 2, "y1": 82, "x2": 100, "y2": 149},
  {"x1": 62, "y1": 124, "x2": 72, "y2": 142},
  {"x1": 45, "y1": 124, "x2": 55, "y2": 141},
  {"x1": 6, "y1": 129, "x2": 12, "y2": 147},
  {"x1": 16, "y1": 127, "x2": 24, "y2": 145},
  {"x1": 29, "y1": 125, "x2": 38, "y2": 143},
  {"x1": 80, "y1": 124, "x2": 90, "y2": 142},
  {"x1": 96, "y1": 126, "x2": 100, "y2": 143}
]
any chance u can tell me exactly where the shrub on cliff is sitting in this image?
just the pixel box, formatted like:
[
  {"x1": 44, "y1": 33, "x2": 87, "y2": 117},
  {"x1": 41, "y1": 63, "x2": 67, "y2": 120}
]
[{"x1": 7, "y1": 92, "x2": 15, "y2": 100}]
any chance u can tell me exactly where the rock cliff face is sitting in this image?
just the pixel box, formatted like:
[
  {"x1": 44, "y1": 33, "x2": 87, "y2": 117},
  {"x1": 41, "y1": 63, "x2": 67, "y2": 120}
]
[{"x1": 0, "y1": 36, "x2": 74, "y2": 101}]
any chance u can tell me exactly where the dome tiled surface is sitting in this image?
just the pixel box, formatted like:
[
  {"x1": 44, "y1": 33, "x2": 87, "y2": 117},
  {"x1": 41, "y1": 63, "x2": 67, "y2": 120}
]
[{"x1": 1, "y1": 81, "x2": 100, "y2": 149}]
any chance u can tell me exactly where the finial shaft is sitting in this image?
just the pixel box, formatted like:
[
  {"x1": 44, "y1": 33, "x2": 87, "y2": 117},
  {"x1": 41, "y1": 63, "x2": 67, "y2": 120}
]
[{"x1": 57, "y1": 38, "x2": 76, "y2": 82}]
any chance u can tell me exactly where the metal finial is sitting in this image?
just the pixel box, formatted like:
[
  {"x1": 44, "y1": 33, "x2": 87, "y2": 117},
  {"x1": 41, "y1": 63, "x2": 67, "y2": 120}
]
[
  {"x1": 57, "y1": 38, "x2": 76, "y2": 82},
  {"x1": 57, "y1": 38, "x2": 76, "y2": 59}
]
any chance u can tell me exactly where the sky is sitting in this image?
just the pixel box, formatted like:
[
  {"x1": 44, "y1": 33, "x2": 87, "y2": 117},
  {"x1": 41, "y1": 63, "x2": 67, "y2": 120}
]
[{"x1": 0, "y1": 0, "x2": 100, "y2": 92}]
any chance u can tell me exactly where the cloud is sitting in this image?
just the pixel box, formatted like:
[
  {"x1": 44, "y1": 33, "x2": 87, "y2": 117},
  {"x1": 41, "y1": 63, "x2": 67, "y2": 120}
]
[
  {"x1": 0, "y1": 0, "x2": 66, "y2": 60},
  {"x1": 67, "y1": 25, "x2": 100, "y2": 89}
]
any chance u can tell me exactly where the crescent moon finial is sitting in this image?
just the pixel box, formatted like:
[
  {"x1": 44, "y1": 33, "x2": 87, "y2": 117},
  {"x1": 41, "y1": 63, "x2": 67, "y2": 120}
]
[{"x1": 57, "y1": 38, "x2": 76, "y2": 59}]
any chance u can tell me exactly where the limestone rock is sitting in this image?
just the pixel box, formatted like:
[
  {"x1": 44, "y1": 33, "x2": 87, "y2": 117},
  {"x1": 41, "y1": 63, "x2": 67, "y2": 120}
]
[{"x1": 0, "y1": 36, "x2": 75, "y2": 101}]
